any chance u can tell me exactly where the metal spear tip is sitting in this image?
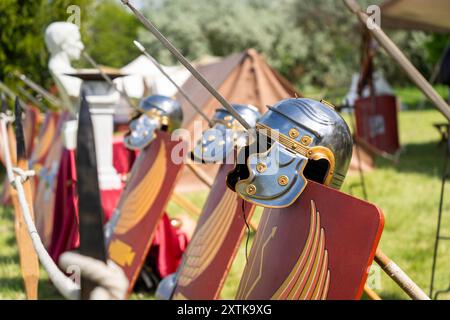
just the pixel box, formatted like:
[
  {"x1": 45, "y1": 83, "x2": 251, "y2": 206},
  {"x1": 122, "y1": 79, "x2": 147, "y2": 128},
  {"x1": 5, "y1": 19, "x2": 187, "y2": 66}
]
[
  {"x1": 14, "y1": 96, "x2": 22, "y2": 118},
  {"x1": 14, "y1": 96, "x2": 26, "y2": 160},
  {"x1": 79, "y1": 91, "x2": 89, "y2": 119},
  {"x1": 1, "y1": 93, "x2": 7, "y2": 114},
  {"x1": 133, "y1": 40, "x2": 146, "y2": 53}
]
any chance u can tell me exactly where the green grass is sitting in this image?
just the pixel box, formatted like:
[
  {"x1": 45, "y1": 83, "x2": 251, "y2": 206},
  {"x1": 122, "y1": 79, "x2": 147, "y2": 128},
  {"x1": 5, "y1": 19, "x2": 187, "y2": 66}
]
[
  {"x1": 394, "y1": 85, "x2": 448, "y2": 110},
  {"x1": 1, "y1": 87, "x2": 450, "y2": 299},
  {"x1": 0, "y1": 207, "x2": 63, "y2": 299},
  {"x1": 340, "y1": 109, "x2": 450, "y2": 300}
]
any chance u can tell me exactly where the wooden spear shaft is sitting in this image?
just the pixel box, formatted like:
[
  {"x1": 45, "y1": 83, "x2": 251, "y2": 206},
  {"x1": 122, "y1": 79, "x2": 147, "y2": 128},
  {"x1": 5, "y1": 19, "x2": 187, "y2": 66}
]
[
  {"x1": 14, "y1": 148, "x2": 40, "y2": 300},
  {"x1": 343, "y1": 0, "x2": 450, "y2": 121},
  {"x1": 1, "y1": 110, "x2": 39, "y2": 299},
  {"x1": 374, "y1": 248, "x2": 429, "y2": 300},
  {"x1": 364, "y1": 285, "x2": 381, "y2": 300},
  {"x1": 15, "y1": 99, "x2": 40, "y2": 300}
]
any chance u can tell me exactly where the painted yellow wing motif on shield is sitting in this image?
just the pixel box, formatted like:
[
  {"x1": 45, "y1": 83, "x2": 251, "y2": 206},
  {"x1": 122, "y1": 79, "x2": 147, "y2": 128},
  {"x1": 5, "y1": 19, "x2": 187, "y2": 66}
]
[
  {"x1": 32, "y1": 116, "x2": 56, "y2": 164},
  {"x1": 176, "y1": 188, "x2": 237, "y2": 287},
  {"x1": 114, "y1": 141, "x2": 166, "y2": 235},
  {"x1": 271, "y1": 200, "x2": 330, "y2": 300}
]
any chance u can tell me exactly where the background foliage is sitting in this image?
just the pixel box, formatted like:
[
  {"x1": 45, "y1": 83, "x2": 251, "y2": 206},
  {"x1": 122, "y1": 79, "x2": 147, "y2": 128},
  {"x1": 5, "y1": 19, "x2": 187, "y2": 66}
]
[
  {"x1": 82, "y1": 1, "x2": 140, "y2": 69},
  {"x1": 0, "y1": 0, "x2": 449, "y2": 95},
  {"x1": 0, "y1": 0, "x2": 91, "y2": 89},
  {"x1": 138, "y1": 0, "x2": 449, "y2": 91}
]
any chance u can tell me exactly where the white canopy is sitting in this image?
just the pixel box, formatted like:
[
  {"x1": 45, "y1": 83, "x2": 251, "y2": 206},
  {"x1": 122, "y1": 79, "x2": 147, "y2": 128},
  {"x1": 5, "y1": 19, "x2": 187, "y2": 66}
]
[
  {"x1": 112, "y1": 54, "x2": 191, "y2": 123},
  {"x1": 116, "y1": 54, "x2": 191, "y2": 99}
]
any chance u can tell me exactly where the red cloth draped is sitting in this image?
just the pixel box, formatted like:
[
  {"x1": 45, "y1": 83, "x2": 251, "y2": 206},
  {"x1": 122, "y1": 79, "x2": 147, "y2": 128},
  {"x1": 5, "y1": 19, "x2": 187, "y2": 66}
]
[
  {"x1": 48, "y1": 135, "x2": 187, "y2": 276},
  {"x1": 48, "y1": 148, "x2": 79, "y2": 262},
  {"x1": 149, "y1": 214, "x2": 189, "y2": 278},
  {"x1": 112, "y1": 135, "x2": 137, "y2": 175}
]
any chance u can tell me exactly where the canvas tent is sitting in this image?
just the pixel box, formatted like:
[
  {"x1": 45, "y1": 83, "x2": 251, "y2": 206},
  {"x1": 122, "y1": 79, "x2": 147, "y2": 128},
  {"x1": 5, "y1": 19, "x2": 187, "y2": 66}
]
[
  {"x1": 176, "y1": 48, "x2": 299, "y2": 137},
  {"x1": 174, "y1": 48, "x2": 299, "y2": 191},
  {"x1": 381, "y1": 0, "x2": 450, "y2": 33}
]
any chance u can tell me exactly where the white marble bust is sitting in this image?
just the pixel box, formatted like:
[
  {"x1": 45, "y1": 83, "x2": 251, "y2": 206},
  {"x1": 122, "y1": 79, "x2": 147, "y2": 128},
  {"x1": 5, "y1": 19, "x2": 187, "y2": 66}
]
[{"x1": 44, "y1": 22, "x2": 84, "y2": 110}]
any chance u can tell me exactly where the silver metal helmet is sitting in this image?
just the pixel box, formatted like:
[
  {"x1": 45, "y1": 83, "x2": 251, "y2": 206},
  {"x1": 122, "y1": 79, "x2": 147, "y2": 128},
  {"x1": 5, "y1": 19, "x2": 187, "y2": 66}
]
[
  {"x1": 226, "y1": 98, "x2": 353, "y2": 208},
  {"x1": 124, "y1": 95, "x2": 183, "y2": 150},
  {"x1": 191, "y1": 104, "x2": 260, "y2": 163},
  {"x1": 155, "y1": 273, "x2": 177, "y2": 300}
]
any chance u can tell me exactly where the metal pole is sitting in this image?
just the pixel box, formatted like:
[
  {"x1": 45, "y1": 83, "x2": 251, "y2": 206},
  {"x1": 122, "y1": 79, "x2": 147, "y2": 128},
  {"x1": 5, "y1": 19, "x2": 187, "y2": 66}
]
[
  {"x1": 14, "y1": 72, "x2": 63, "y2": 109},
  {"x1": 16, "y1": 85, "x2": 47, "y2": 111},
  {"x1": 429, "y1": 131, "x2": 449, "y2": 298},
  {"x1": 81, "y1": 51, "x2": 137, "y2": 110}
]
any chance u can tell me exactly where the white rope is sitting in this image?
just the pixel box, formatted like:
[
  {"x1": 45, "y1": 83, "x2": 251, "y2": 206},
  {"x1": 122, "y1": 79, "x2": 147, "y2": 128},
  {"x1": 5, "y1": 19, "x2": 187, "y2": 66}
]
[
  {"x1": 0, "y1": 117, "x2": 14, "y2": 182},
  {"x1": 59, "y1": 252, "x2": 128, "y2": 300},
  {"x1": 0, "y1": 115, "x2": 80, "y2": 300},
  {"x1": 11, "y1": 167, "x2": 35, "y2": 187},
  {"x1": 12, "y1": 174, "x2": 80, "y2": 300}
]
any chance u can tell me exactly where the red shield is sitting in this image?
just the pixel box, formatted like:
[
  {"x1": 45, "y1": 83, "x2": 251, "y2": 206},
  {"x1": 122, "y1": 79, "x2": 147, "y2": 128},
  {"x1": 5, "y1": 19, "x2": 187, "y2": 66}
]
[
  {"x1": 236, "y1": 180, "x2": 384, "y2": 300},
  {"x1": 30, "y1": 112, "x2": 61, "y2": 172},
  {"x1": 172, "y1": 163, "x2": 255, "y2": 300},
  {"x1": 23, "y1": 104, "x2": 40, "y2": 158},
  {"x1": 107, "y1": 131, "x2": 184, "y2": 296},
  {"x1": 34, "y1": 111, "x2": 70, "y2": 248}
]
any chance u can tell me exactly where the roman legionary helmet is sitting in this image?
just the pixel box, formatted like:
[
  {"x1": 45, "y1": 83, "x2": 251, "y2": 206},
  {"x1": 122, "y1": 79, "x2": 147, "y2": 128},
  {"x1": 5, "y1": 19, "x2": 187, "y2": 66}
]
[
  {"x1": 226, "y1": 98, "x2": 353, "y2": 208},
  {"x1": 191, "y1": 104, "x2": 260, "y2": 163},
  {"x1": 124, "y1": 95, "x2": 183, "y2": 150}
]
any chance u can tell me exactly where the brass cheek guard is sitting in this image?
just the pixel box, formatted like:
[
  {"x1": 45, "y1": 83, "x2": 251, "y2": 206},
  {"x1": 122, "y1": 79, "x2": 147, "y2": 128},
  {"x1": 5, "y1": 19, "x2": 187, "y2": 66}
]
[
  {"x1": 144, "y1": 109, "x2": 170, "y2": 131},
  {"x1": 256, "y1": 123, "x2": 335, "y2": 186}
]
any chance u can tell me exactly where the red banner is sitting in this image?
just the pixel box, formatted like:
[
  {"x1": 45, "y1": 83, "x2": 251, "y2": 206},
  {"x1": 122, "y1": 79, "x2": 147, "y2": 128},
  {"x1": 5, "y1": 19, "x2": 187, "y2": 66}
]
[{"x1": 355, "y1": 94, "x2": 400, "y2": 154}]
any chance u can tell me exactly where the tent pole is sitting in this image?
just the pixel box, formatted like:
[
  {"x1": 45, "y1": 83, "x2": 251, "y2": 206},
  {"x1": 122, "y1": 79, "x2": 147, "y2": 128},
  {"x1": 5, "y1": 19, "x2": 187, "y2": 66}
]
[
  {"x1": 343, "y1": 0, "x2": 450, "y2": 122},
  {"x1": 364, "y1": 285, "x2": 381, "y2": 300}
]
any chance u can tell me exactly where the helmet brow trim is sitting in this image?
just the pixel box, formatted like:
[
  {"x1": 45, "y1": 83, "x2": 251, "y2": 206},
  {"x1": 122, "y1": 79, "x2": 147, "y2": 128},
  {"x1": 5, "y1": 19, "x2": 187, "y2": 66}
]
[{"x1": 256, "y1": 123, "x2": 336, "y2": 186}]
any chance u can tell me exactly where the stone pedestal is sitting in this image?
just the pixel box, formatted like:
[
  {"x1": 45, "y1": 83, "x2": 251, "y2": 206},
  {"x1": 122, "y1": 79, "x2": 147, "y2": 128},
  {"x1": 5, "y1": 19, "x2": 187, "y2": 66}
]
[{"x1": 81, "y1": 80, "x2": 122, "y2": 190}]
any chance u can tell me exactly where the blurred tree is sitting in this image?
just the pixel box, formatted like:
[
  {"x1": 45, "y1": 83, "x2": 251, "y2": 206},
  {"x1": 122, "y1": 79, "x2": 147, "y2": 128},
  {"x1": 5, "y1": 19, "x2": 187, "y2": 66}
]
[
  {"x1": 83, "y1": 1, "x2": 140, "y2": 68},
  {"x1": 424, "y1": 33, "x2": 450, "y2": 67},
  {"x1": 137, "y1": 0, "x2": 446, "y2": 93},
  {"x1": 138, "y1": 0, "x2": 306, "y2": 83},
  {"x1": 1, "y1": 0, "x2": 447, "y2": 99},
  {"x1": 0, "y1": 0, "x2": 90, "y2": 90}
]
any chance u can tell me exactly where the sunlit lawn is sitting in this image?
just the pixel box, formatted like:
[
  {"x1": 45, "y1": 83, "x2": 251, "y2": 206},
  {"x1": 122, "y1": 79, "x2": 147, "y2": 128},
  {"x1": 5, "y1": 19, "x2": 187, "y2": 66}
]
[{"x1": 1, "y1": 87, "x2": 450, "y2": 299}]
